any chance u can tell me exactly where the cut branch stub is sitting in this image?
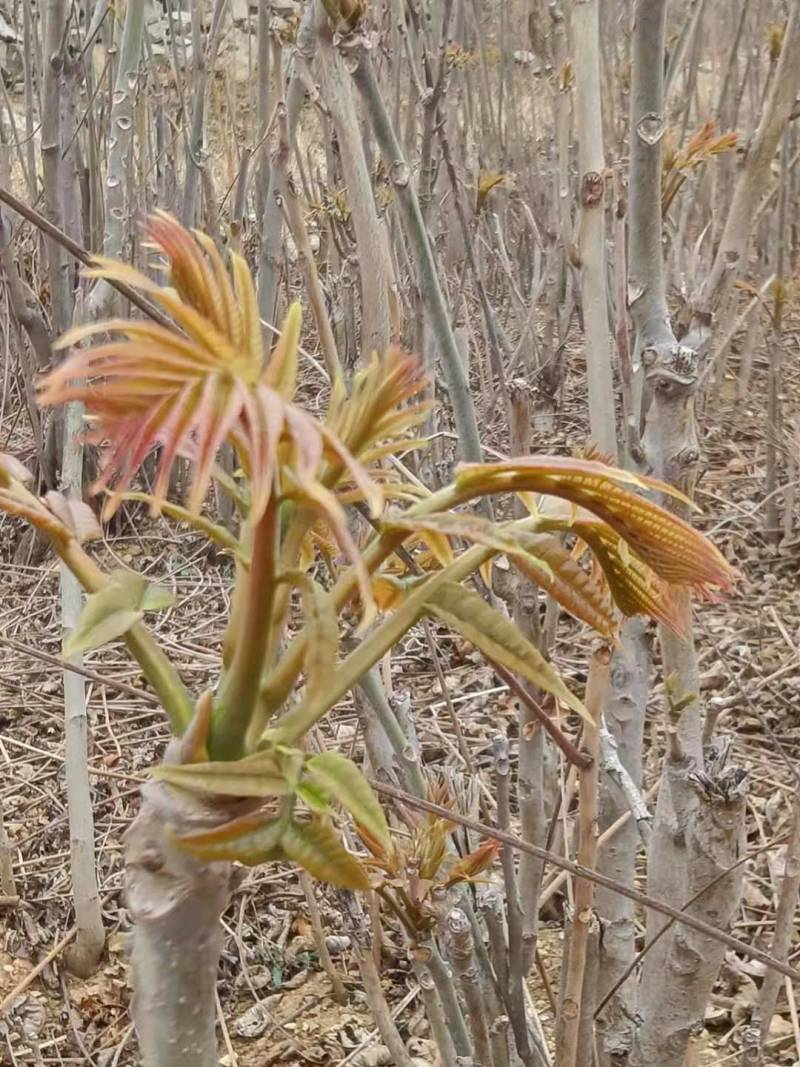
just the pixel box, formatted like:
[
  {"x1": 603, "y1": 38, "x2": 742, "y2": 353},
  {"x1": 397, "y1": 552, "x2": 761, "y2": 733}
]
[{"x1": 580, "y1": 171, "x2": 605, "y2": 207}]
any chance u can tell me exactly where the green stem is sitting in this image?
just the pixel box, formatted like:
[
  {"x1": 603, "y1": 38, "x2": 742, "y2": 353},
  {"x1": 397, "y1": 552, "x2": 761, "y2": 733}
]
[
  {"x1": 257, "y1": 482, "x2": 464, "y2": 717},
  {"x1": 60, "y1": 565, "x2": 193, "y2": 734},
  {"x1": 57, "y1": 537, "x2": 194, "y2": 734},
  {"x1": 122, "y1": 627, "x2": 194, "y2": 734},
  {"x1": 266, "y1": 540, "x2": 492, "y2": 746},
  {"x1": 212, "y1": 494, "x2": 280, "y2": 758}
]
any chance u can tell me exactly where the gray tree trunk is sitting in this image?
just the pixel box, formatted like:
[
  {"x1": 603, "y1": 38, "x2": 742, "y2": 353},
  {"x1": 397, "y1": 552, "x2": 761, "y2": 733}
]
[
  {"x1": 125, "y1": 758, "x2": 240, "y2": 1066},
  {"x1": 692, "y1": 2, "x2": 800, "y2": 338},
  {"x1": 627, "y1": 4, "x2": 748, "y2": 1063},
  {"x1": 61, "y1": 398, "x2": 105, "y2": 977},
  {"x1": 571, "y1": 0, "x2": 616, "y2": 456},
  {"x1": 314, "y1": 3, "x2": 393, "y2": 357},
  {"x1": 594, "y1": 619, "x2": 650, "y2": 1066}
]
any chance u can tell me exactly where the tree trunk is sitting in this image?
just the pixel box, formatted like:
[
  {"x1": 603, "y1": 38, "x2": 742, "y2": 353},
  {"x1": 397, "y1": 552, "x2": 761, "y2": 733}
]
[
  {"x1": 571, "y1": 0, "x2": 616, "y2": 456},
  {"x1": 41, "y1": 0, "x2": 70, "y2": 335},
  {"x1": 86, "y1": 0, "x2": 147, "y2": 321},
  {"x1": 125, "y1": 757, "x2": 239, "y2": 1066},
  {"x1": 62, "y1": 397, "x2": 105, "y2": 978},
  {"x1": 627, "y1": 4, "x2": 749, "y2": 1063},
  {"x1": 635, "y1": 751, "x2": 746, "y2": 1067},
  {"x1": 594, "y1": 618, "x2": 650, "y2": 1066},
  {"x1": 314, "y1": 3, "x2": 393, "y2": 358},
  {"x1": 346, "y1": 35, "x2": 484, "y2": 464}
]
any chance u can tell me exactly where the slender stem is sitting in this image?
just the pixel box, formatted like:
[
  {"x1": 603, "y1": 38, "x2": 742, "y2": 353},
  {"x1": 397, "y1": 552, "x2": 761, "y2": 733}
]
[
  {"x1": 495, "y1": 733, "x2": 536, "y2": 1066},
  {"x1": 491, "y1": 662, "x2": 591, "y2": 769},
  {"x1": 423, "y1": 939, "x2": 473, "y2": 1058},
  {"x1": 411, "y1": 959, "x2": 458, "y2": 1067},
  {"x1": 55, "y1": 534, "x2": 193, "y2": 733},
  {"x1": 267, "y1": 540, "x2": 493, "y2": 745},
  {"x1": 0, "y1": 182, "x2": 170, "y2": 328},
  {"x1": 61, "y1": 400, "x2": 104, "y2": 977},
  {"x1": 257, "y1": 482, "x2": 465, "y2": 715},
  {"x1": 346, "y1": 35, "x2": 484, "y2": 464},
  {"x1": 444, "y1": 908, "x2": 493, "y2": 1066},
  {"x1": 357, "y1": 949, "x2": 416, "y2": 1067},
  {"x1": 299, "y1": 871, "x2": 348, "y2": 1005},
  {"x1": 357, "y1": 668, "x2": 427, "y2": 798},
  {"x1": 556, "y1": 644, "x2": 609, "y2": 1067},
  {"x1": 213, "y1": 493, "x2": 279, "y2": 758},
  {"x1": 755, "y1": 795, "x2": 800, "y2": 1045},
  {"x1": 365, "y1": 789, "x2": 799, "y2": 984}
]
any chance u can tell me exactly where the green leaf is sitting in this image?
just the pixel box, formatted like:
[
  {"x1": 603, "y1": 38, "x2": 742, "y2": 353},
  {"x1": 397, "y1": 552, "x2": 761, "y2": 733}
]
[
  {"x1": 382, "y1": 512, "x2": 617, "y2": 635},
  {"x1": 296, "y1": 780, "x2": 331, "y2": 813},
  {"x1": 281, "y1": 818, "x2": 370, "y2": 890},
  {"x1": 306, "y1": 752, "x2": 391, "y2": 850},
  {"x1": 263, "y1": 302, "x2": 302, "y2": 400},
  {"x1": 174, "y1": 810, "x2": 286, "y2": 865},
  {"x1": 140, "y1": 584, "x2": 176, "y2": 611},
  {"x1": 153, "y1": 752, "x2": 292, "y2": 798},
  {"x1": 301, "y1": 581, "x2": 339, "y2": 706},
  {"x1": 424, "y1": 581, "x2": 588, "y2": 719},
  {"x1": 382, "y1": 509, "x2": 525, "y2": 559},
  {"x1": 64, "y1": 571, "x2": 147, "y2": 657},
  {"x1": 64, "y1": 570, "x2": 176, "y2": 657}
]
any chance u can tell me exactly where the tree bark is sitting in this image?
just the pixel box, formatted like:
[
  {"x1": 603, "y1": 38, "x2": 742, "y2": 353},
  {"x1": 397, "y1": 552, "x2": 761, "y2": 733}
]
[
  {"x1": 314, "y1": 3, "x2": 393, "y2": 358},
  {"x1": 125, "y1": 759, "x2": 239, "y2": 1066},
  {"x1": 41, "y1": 0, "x2": 70, "y2": 335},
  {"x1": 62, "y1": 396, "x2": 105, "y2": 978},
  {"x1": 627, "y1": 4, "x2": 749, "y2": 1063},
  {"x1": 86, "y1": 0, "x2": 147, "y2": 321},
  {"x1": 571, "y1": 0, "x2": 616, "y2": 456},
  {"x1": 594, "y1": 619, "x2": 650, "y2": 1066}
]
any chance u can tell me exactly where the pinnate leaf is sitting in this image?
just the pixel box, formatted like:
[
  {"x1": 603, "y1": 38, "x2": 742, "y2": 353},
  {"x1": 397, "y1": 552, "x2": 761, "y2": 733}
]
[
  {"x1": 570, "y1": 519, "x2": 684, "y2": 635},
  {"x1": 383, "y1": 510, "x2": 523, "y2": 559},
  {"x1": 281, "y1": 818, "x2": 371, "y2": 890},
  {"x1": 386, "y1": 512, "x2": 615, "y2": 636},
  {"x1": 512, "y1": 532, "x2": 616, "y2": 636},
  {"x1": 424, "y1": 581, "x2": 587, "y2": 718},
  {"x1": 455, "y1": 456, "x2": 735, "y2": 594},
  {"x1": 306, "y1": 752, "x2": 391, "y2": 850}
]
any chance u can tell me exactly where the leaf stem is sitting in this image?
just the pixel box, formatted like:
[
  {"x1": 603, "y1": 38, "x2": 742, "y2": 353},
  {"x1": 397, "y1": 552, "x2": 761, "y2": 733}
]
[
  {"x1": 266, "y1": 540, "x2": 492, "y2": 746},
  {"x1": 212, "y1": 492, "x2": 280, "y2": 758},
  {"x1": 256, "y1": 482, "x2": 464, "y2": 719},
  {"x1": 56, "y1": 537, "x2": 194, "y2": 734}
]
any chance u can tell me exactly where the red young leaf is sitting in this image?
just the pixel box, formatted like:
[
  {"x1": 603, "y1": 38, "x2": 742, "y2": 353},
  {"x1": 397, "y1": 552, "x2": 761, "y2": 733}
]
[
  {"x1": 39, "y1": 216, "x2": 380, "y2": 534},
  {"x1": 455, "y1": 456, "x2": 736, "y2": 596},
  {"x1": 571, "y1": 519, "x2": 685, "y2": 635}
]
